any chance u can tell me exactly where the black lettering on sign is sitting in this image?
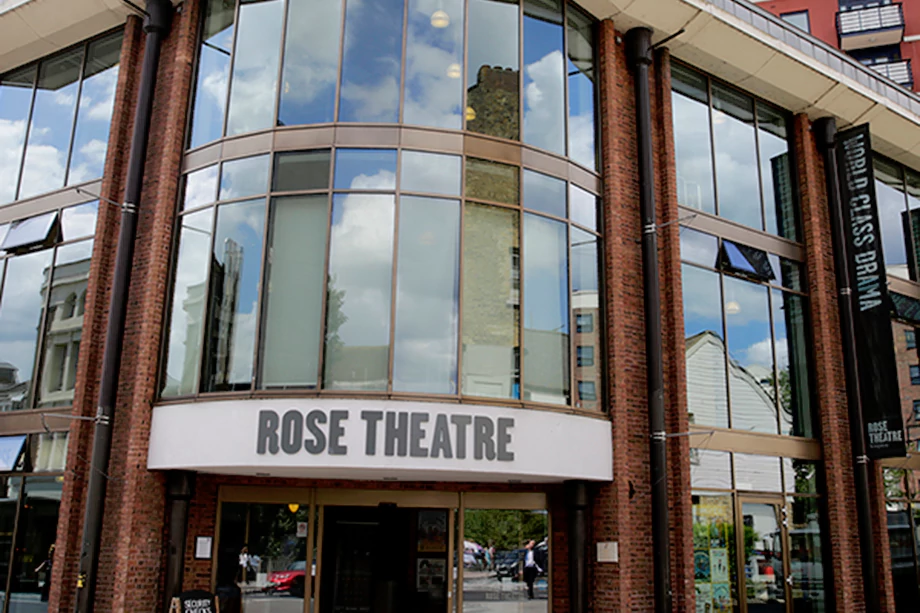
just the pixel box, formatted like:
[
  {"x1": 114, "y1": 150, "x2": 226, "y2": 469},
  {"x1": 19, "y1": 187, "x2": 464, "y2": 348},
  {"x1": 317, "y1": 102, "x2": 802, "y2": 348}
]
[{"x1": 176, "y1": 589, "x2": 216, "y2": 613}]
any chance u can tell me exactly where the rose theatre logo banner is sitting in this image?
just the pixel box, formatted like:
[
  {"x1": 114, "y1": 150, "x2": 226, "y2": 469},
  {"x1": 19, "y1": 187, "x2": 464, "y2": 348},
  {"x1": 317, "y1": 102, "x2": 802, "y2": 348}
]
[{"x1": 257, "y1": 409, "x2": 515, "y2": 461}]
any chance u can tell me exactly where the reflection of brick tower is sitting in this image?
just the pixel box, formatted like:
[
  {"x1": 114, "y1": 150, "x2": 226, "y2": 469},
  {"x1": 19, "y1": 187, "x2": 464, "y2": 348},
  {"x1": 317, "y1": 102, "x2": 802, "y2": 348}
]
[
  {"x1": 204, "y1": 238, "x2": 242, "y2": 389},
  {"x1": 467, "y1": 65, "x2": 520, "y2": 141}
]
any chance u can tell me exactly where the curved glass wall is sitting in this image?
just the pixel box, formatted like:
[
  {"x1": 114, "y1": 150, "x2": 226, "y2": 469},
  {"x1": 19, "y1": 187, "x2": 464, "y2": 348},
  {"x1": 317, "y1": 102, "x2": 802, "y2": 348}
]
[
  {"x1": 162, "y1": 149, "x2": 603, "y2": 410},
  {"x1": 187, "y1": 0, "x2": 598, "y2": 170}
]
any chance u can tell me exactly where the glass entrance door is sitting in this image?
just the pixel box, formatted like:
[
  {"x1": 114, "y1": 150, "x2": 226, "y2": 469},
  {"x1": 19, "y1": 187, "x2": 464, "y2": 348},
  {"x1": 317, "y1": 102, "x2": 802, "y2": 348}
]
[{"x1": 739, "y1": 499, "x2": 789, "y2": 613}]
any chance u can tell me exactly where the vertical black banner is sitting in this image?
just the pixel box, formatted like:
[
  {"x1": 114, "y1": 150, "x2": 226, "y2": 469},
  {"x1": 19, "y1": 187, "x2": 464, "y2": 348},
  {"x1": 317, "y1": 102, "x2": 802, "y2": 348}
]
[{"x1": 836, "y1": 124, "x2": 906, "y2": 459}]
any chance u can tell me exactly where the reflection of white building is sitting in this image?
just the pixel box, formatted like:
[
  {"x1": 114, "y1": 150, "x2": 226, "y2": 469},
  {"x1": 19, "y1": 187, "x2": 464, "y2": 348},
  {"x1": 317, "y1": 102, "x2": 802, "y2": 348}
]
[
  {"x1": 38, "y1": 257, "x2": 90, "y2": 407},
  {"x1": 0, "y1": 362, "x2": 28, "y2": 412},
  {"x1": 686, "y1": 331, "x2": 777, "y2": 432}
]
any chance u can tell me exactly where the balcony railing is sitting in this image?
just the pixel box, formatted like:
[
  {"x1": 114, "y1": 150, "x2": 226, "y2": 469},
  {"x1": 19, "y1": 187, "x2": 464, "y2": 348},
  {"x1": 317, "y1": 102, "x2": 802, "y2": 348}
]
[
  {"x1": 868, "y1": 58, "x2": 913, "y2": 88},
  {"x1": 837, "y1": 3, "x2": 905, "y2": 50}
]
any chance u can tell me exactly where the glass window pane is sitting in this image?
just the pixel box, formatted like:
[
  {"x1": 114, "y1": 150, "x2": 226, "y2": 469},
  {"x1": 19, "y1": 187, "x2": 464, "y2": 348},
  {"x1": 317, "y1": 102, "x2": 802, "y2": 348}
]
[
  {"x1": 874, "y1": 157, "x2": 909, "y2": 280},
  {"x1": 692, "y1": 493, "x2": 737, "y2": 613},
  {"x1": 35, "y1": 240, "x2": 93, "y2": 407},
  {"x1": 467, "y1": 0, "x2": 520, "y2": 140},
  {"x1": 273, "y1": 150, "x2": 331, "y2": 192},
  {"x1": 225, "y1": 0, "x2": 284, "y2": 136},
  {"x1": 278, "y1": 0, "x2": 343, "y2": 126},
  {"x1": 723, "y1": 277, "x2": 776, "y2": 433},
  {"x1": 906, "y1": 170, "x2": 920, "y2": 279},
  {"x1": 682, "y1": 264, "x2": 728, "y2": 428},
  {"x1": 787, "y1": 496, "x2": 826, "y2": 612},
  {"x1": 7, "y1": 476, "x2": 61, "y2": 613},
  {"x1": 404, "y1": 0, "x2": 463, "y2": 129},
  {"x1": 393, "y1": 196, "x2": 460, "y2": 393},
  {"x1": 0, "y1": 476, "x2": 20, "y2": 609},
  {"x1": 400, "y1": 151, "x2": 461, "y2": 196},
  {"x1": 774, "y1": 290, "x2": 813, "y2": 438},
  {"x1": 569, "y1": 184, "x2": 596, "y2": 230},
  {"x1": 466, "y1": 158, "x2": 518, "y2": 204},
  {"x1": 671, "y1": 64, "x2": 714, "y2": 214},
  {"x1": 219, "y1": 154, "x2": 270, "y2": 200},
  {"x1": 0, "y1": 249, "x2": 54, "y2": 409},
  {"x1": 523, "y1": 213, "x2": 568, "y2": 404},
  {"x1": 189, "y1": 0, "x2": 235, "y2": 148},
  {"x1": 339, "y1": 0, "x2": 404, "y2": 123},
  {"x1": 690, "y1": 449, "x2": 732, "y2": 489},
  {"x1": 783, "y1": 458, "x2": 818, "y2": 495},
  {"x1": 733, "y1": 453, "x2": 782, "y2": 492},
  {"x1": 162, "y1": 209, "x2": 214, "y2": 396},
  {"x1": 757, "y1": 103, "x2": 796, "y2": 240},
  {"x1": 323, "y1": 194, "x2": 395, "y2": 390},
  {"x1": 572, "y1": 227, "x2": 600, "y2": 410},
  {"x1": 182, "y1": 164, "x2": 219, "y2": 211},
  {"x1": 30, "y1": 432, "x2": 69, "y2": 472},
  {"x1": 334, "y1": 149, "x2": 397, "y2": 190},
  {"x1": 680, "y1": 228, "x2": 718, "y2": 267},
  {"x1": 260, "y1": 195, "x2": 328, "y2": 388},
  {"x1": 67, "y1": 32, "x2": 122, "y2": 185},
  {"x1": 523, "y1": 170, "x2": 565, "y2": 217},
  {"x1": 522, "y1": 0, "x2": 564, "y2": 155},
  {"x1": 61, "y1": 201, "x2": 98, "y2": 240},
  {"x1": 201, "y1": 199, "x2": 265, "y2": 392},
  {"x1": 19, "y1": 48, "x2": 83, "y2": 199},
  {"x1": 0, "y1": 212, "x2": 57, "y2": 252},
  {"x1": 462, "y1": 508, "x2": 548, "y2": 608},
  {"x1": 566, "y1": 4, "x2": 595, "y2": 170},
  {"x1": 462, "y1": 203, "x2": 520, "y2": 399},
  {"x1": 0, "y1": 66, "x2": 36, "y2": 204},
  {"x1": 711, "y1": 82, "x2": 761, "y2": 230},
  {"x1": 768, "y1": 254, "x2": 804, "y2": 292}
]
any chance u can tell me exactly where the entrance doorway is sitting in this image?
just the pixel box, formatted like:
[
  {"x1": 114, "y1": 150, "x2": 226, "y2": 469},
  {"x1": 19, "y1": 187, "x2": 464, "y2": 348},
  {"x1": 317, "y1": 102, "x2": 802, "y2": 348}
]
[
  {"x1": 738, "y1": 497, "x2": 789, "y2": 613},
  {"x1": 319, "y1": 506, "x2": 449, "y2": 613}
]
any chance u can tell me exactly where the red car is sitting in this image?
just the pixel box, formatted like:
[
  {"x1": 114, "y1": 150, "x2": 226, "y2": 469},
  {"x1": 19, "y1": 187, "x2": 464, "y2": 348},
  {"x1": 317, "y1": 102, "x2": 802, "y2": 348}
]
[{"x1": 265, "y1": 561, "x2": 307, "y2": 597}]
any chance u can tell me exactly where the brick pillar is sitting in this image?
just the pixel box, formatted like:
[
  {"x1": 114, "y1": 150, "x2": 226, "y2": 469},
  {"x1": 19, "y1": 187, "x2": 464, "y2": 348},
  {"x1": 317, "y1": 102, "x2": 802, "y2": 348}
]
[
  {"x1": 652, "y1": 47, "x2": 694, "y2": 613},
  {"x1": 792, "y1": 113, "x2": 897, "y2": 612},
  {"x1": 50, "y1": 15, "x2": 145, "y2": 613}
]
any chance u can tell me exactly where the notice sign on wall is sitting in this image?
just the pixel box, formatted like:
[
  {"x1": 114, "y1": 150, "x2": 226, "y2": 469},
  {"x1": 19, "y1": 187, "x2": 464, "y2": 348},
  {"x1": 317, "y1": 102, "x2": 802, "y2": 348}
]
[{"x1": 836, "y1": 124, "x2": 906, "y2": 459}]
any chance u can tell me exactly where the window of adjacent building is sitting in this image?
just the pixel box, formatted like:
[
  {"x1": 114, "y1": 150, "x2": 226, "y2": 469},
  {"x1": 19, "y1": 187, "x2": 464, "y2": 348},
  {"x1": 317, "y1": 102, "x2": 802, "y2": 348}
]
[
  {"x1": 911, "y1": 365, "x2": 920, "y2": 385},
  {"x1": 913, "y1": 400, "x2": 920, "y2": 421},
  {"x1": 163, "y1": 150, "x2": 603, "y2": 411},
  {"x1": 0, "y1": 31, "x2": 123, "y2": 205},
  {"x1": 680, "y1": 227, "x2": 814, "y2": 437},
  {"x1": 671, "y1": 63, "x2": 798, "y2": 241},
  {"x1": 0, "y1": 201, "x2": 97, "y2": 410},
  {"x1": 188, "y1": 0, "x2": 598, "y2": 170},
  {"x1": 907, "y1": 329, "x2": 917, "y2": 350},
  {"x1": 780, "y1": 10, "x2": 810, "y2": 32}
]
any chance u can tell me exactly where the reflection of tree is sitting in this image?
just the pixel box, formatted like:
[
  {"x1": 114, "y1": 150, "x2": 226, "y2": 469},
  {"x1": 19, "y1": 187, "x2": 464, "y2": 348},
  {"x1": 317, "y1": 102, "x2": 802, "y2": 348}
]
[
  {"x1": 464, "y1": 509, "x2": 546, "y2": 551},
  {"x1": 324, "y1": 275, "x2": 347, "y2": 353},
  {"x1": 251, "y1": 506, "x2": 309, "y2": 571},
  {"x1": 885, "y1": 468, "x2": 908, "y2": 500}
]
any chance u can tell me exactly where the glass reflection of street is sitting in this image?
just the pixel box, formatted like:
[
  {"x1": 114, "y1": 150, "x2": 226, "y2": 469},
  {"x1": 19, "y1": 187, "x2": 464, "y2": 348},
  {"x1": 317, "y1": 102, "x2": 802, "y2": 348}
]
[{"x1": 462, "y1": 568, "x2": 547, "y2": 613}]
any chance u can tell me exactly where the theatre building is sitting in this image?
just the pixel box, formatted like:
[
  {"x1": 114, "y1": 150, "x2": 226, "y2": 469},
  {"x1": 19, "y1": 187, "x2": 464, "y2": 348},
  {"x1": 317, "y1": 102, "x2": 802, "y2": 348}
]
[{"x1": 2, "y1": 0, "x2": 920, "y2": 611}]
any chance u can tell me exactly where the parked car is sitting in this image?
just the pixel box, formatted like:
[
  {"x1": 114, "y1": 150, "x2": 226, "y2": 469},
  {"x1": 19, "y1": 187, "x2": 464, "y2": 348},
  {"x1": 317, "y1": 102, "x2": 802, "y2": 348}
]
[
  {"x1": 265, "y1": 560, "x2": 310, "y2": 597},
  {"x1": 495, "y1": 550, "x2": 523, "y2": 581}
]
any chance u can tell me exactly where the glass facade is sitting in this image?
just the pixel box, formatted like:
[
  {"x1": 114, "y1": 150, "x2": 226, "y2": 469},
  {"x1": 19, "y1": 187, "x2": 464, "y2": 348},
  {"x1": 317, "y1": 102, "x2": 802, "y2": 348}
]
[
  {"x1": 671, "y1": 63, "x2": 798, "y2": 240},
  {"x1": 691, "y1": 449, "x2": 826, "y2": 613},
  {"x1": 0, "y1": 201, "x2": 98, "y2": 411},
  {"x1": 0, "y1": 433, "x2": 67, "y2": 613},
  {"x1": 0, "y1": 32, "x2": 123, "y2": 204},
  {"x1": 680, "y1": 228, "x2": 814, "y2": 437},
  {"x1": 873, "y1": 156, "x2": 920, "y2": 281},
  {"x1": 188, "y1": 0, "x2": 598, "y2": 169},
  {"x1": 163, "y1": 149, "x2": 602, "y2": 409}
]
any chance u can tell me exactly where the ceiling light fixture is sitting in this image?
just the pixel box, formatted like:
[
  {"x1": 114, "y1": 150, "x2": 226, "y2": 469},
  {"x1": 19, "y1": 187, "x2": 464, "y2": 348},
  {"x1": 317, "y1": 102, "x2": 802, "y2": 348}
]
[
  {"x1": 431, "y1": 9, "x2": 450, "y2": 28},
  {"x1": 446, "y1": 63, "x2": 461, "y2": 79}
]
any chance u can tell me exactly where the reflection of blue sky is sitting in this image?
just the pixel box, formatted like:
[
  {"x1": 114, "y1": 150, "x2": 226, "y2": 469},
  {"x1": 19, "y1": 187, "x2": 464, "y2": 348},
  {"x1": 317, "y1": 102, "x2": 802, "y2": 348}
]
[
  {"x1": 679, "y1": 227, "x2": 718, "y2": 267},
  {"x1": 0, "y1": 68, "x2": 35, "y2": 204},
  {"x1": 404, "y1": 0, "x2": 463, "y2": 129},
  {"x1": 682, "y1": 264, "x2": 722, "y2": 338},
  {"x1": 278, "y1": 0, "x2": 342, "y2": 126},
  {"x1": 723, "y1": 276, "x2": 773, "y2": 378},
  {"x1": 757, "y1": 114, "x2": 789, "y2": 236},
  {"x1": 672, "y1": 92, "x2": 715, "y2": 214},
  {"x1": 523, "y1": 214, "x2": 568, "y2": 332},
  {"x1": 334, "y1": 149, "x2": 397, "y2": 190},
  {"x1": 212, "y1": 199, "x2": 265, "y2": 384},
  {"x1": 61, "y1": 201, "x2": 98, "y2": 241},
  {"x1": 219, "y1": 155, "x2": 269, "y2": 200},
  {"x1": 467, "y1": 0, "x2": 518, "y2": 89},
  {"x1": 189, "y1": 14, "x2": 234, "y2": 148},
  {"x1": 0, "y1": 249, "x2": 54, "y2": 383},
  {"x1": 523, "y1": 170, "x2": 565, "y2": 217},
  {"x1": 226, "y1": 0, "x2": 283, "y2": 136},
  {"x1": 400, "y1": 150, "x2": 460, "y2": 195},
  {"x1": 712, "y1": 110, "x2": 760, "y2": 229},
  {"x1": 567, "y1": 9, "x2": 595, "y2": 170},
  {"x1": 339, "y1": 0, "x2": 404, "y2": 122},
  {"x1": 523, "y1": 15, "x2": 564, "y2": 155},
  {"x1": 393, "y1": 196, "x2": 459, "y2": 393}
]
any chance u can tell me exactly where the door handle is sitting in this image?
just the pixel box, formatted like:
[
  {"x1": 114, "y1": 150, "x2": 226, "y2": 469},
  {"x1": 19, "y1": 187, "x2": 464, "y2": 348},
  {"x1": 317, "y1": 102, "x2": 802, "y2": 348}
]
[{"x1": 785, "y1": 575, "x2": 793, "y2": 586}]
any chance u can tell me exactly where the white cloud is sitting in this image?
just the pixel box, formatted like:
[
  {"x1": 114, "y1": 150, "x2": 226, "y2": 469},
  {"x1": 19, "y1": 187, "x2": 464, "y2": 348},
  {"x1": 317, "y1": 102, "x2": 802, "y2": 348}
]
[{"x1": 523, "y1": 50, "x2": 565, "y2": 154}]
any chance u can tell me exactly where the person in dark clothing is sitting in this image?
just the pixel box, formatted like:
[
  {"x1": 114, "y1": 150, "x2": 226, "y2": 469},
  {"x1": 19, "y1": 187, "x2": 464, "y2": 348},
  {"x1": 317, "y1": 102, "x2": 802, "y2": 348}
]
[{"x1": 523, "y1": 540, "x2": 542, "y2": 600}]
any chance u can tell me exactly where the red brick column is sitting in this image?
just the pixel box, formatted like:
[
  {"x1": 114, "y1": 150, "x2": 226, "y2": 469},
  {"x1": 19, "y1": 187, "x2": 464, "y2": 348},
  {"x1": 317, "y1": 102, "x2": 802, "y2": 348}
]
[
  {"x1": 652, "y1": 47, "x2": 694, "y2": 613},
  {"x1": 792, "y1": 113, "x2": 897, "y2": 612},
  {"x1": 50, "y1": 15, "x2": 145, "y2": 613}
]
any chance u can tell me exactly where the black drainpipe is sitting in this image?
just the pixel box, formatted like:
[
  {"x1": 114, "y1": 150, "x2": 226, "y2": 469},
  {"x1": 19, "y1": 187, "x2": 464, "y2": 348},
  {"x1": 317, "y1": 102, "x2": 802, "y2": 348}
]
[
  {"x1": 565, "y1": 480, "x2": 589, "y2": 613},
  {"x1": 625, "y1": 27, "x2": 672, "y2": 613},
  {"x1": 74, "y1": 2, "x2": 173, "y2": 612},
  {"x1": 813, "y1": 117, "x2": 880, "y2": 613},
  {"x1": 163, "y1": 472, "x2": 195, "y2": 612}
]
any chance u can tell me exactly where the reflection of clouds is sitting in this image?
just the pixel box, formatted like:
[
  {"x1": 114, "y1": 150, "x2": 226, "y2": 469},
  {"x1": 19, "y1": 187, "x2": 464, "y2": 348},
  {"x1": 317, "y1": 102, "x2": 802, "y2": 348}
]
[
  {"x1": 67, "y1": 139, "x2": 108, "y2": 185},
  {"x1": 876, "y1": 180, "x2": 909, "y2": 271},
  {"x1": 524, "y1": 50, "x2": 564, "y2": 154},
  {"x1": 0, "y1": 250, "x2": 54, "y2": 381},
  {"x1": 80, "y1": 66, "x2": 119, "y2": 121},
  {"x1": 712, "y1": 112, "x2": 761, "y2": 228},
  {"x1": 340, "y1": 78, "x2": 400, "y2": 123},
  {"x1": 672, "y1": 93, "x2": 714, "y2": 211},
  {"x1": 467, "y1": 0, "x2": 518, "y2": 88},
  {"x1": 18, "y1": 142, "x2": 66, "y2": 199},
  {"x1": 568, "y1": 111, "x2": 595, "y2": 171},
  {"x1": 742, "y1": 336, "x2": 787, "y2": 370},
  {"x1": 403, "y1": 0, "x2": 463, "y2": 129},
  {"x1": 0, "y1": 118, "x2": 27, "y2": 203},
  {"x1": 219, "y1": 155, "x2": 269, "y2": 200},
  {"x1": 350, "y1": 170, "x2": 396, "y2": 191},
  {"x1": 229, "y1": 303, "x2": 257, "y2": 383},
  {"x1": 679, "y1": 229, "x2": 717, "y2": 266},
  {"x1": 401, "y1": 151, "x2": 461, "y2": 195},
  {"x1": 184, "y1": 165, "x2": 219, "y2": 210},
  {"x1": 340, "y1": 0, "x2": 403, "y2": 123},
  {"x1": 524, "y1": 214, "x2": 568, "y2": 332},
  {"x1": 225, "y1": 0, "x2": 283, "y2": 135},
  {"x1": 61, "y1": 202, "x2": 99, "y2": 240}
]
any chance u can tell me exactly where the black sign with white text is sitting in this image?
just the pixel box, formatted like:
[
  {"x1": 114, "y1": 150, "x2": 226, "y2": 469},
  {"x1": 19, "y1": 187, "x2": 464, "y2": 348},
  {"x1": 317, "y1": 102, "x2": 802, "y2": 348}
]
[
  {"x1": 174, "y1": 590, "x2": 216, "y2": 613},
  {"x1": 837, "y1": 124, "x2": 906, "y2": 459}
]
